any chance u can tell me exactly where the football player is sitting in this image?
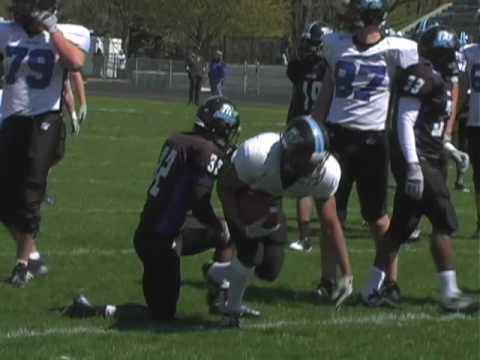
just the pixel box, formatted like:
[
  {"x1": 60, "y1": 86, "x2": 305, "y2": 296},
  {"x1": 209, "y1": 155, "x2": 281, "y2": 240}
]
[
  {"x1": 205, "y1": 116, "x2": 354, "y2": 327},
  {"x1": 0, "y1": 0, "x2": 90, "y2": 287},
  {"x1": 462, "y1": 29, "x2": 480, "y2": 237},
  {"x1": 311, "y1": 0, "x2": 418, "y2": 301},
  {"x1": 361, "y1": 27, "x2": 479, "y2": 313},
  {"x1": 64, "y1": 96, "x2": 240, "y2": 322},
  {"x1": 286, "y1": 21, "x2": 331, "y2": 253}
]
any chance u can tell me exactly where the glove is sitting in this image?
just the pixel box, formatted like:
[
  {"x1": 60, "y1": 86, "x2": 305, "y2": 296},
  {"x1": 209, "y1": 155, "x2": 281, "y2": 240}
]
[
  {"x1": 78, "y1": 104, "x2": 88, "y2": 124},
  {"x1": 71, "y1": 114, "x2": 80, "y2": 136},
  {"x1": 332, "y1": 275, "x2": 353, "y2": 310},
  {"x1": 444, "y1": 141, "x2": 470, "y2": 174},
  {"x1": 405, "y1": 162, "x2": 423, "y2": 201},
  {"x1": 244, "y1": 211, "x2": 281, "y2": 238},
  {"x1": 32, "y1": 11, "x2": 59, "y2": 33}
]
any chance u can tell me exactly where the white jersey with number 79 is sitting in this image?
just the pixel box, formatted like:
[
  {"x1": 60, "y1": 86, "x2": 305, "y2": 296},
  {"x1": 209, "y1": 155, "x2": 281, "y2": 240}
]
[{"x1": 0, "y1": 21, "x2": 90, "y2": 122}]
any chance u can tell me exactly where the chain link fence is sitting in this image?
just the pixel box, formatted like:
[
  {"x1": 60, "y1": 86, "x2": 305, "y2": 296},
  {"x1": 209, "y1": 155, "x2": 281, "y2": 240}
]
[{"x1": 86, "y1": 54, "x2": 292, "y2": 104}]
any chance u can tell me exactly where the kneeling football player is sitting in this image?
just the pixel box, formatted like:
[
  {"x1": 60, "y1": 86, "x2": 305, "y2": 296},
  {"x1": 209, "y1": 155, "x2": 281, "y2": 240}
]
[
  {"x1": 64, "y1": 96, "x2": 240, "y2": 322},
  {"x1": 205, "y1": 116, "x2": 354, "y2": 327},
  {"x1": 361, "y1": 27, "x2": 479, "y2": 313}
]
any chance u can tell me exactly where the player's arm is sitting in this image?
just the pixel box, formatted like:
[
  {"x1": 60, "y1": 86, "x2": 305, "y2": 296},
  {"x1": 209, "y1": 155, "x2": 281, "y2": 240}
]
[
  {"x1": 396, "y1": 66, "x2": 425, "y2": 200},
  {"x1": 70, "y1": 71, "x2": 87, "y2": 122},
  {"x1": 445, "y1": 79, "x2": 460, "y2": 140},
  {"x1": 311, "y1": 65, "x2": 334, "y2": 123},
  {"x1": 191, "y1": 181, "x2": 223, "y2": 232},
  {"x1": 216, "y1": 160, "x2": 249, "y2": 231},
  {"x1": 51, "y1": 32, "x2": 86, "y2": 70}
]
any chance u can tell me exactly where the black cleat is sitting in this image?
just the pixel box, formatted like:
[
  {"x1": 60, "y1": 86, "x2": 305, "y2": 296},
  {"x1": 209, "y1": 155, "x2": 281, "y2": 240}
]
[
  {"x1": 9, "y1": 263, "x2": 34, "y2": 288},
  {"x1": 202, "y1": 262, "x2": 229, "y2": 314},
  {"x1": 382, "y1": 281, "x2": 401, "y2": 306},
  {"x1": 440, "y1": 295, "x2": 480, "y2": 314},
  {"x1": 63, "y1": 295, "x2": 97, "y2": 318},
  {"x1": 28, "y1": 257, "x2": 48, "y2": 277},
  {"x1": 221, "y1": 312, "x2": 241, "y2": 328},
  {"x1": 360, "y1": 288, "x2": 399, "y2": 308}
]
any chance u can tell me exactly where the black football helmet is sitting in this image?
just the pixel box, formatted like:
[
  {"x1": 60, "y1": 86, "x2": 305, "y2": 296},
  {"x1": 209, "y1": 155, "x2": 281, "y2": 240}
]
[
  {"x1": 299, "y1": 21, "x2": 332, "y2": 58},
  {"x1": 419, "y1": 27, "x2": 459, "y2": 78},
  {"x1": 335, "y1": 0, "x2": 389, "y2": 30},
  {"x1": 195, "y1": 96, "x2": 241, "y2": 151},
  {"x1": 11, "y1": 0, "x2": 58, "y2": 26},
  {"x1": 281, "y1": 115, "x2": 329, "y2": 176}
]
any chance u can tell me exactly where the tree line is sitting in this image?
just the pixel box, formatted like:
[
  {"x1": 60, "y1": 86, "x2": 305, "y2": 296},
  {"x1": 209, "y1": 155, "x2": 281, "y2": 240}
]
[{"x1": 0, "y1": 0, "x2": 451, "y2": 58}]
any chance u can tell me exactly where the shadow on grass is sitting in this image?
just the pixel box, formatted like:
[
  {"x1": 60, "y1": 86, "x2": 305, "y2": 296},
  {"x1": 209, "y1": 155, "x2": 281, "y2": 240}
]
[{"x1": 50, "y1": 302, "x2": 223, "y2": 334}]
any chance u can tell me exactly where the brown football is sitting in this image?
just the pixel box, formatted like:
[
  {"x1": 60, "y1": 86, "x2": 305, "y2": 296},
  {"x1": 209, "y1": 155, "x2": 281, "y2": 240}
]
[{"x1": 236, "y1": 189, "x2": 279, "y2": 227}]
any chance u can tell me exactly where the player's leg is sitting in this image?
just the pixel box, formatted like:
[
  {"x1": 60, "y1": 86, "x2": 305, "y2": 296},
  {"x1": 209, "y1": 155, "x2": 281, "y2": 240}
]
[
  {"x1": 467, "y1": 126, "x2": 480, "y2": 236},
  {"x1": 134, "y1": 230, "x2": 180, "y2": 322},
  {"x1": 289, "y1": 196, "x2": 313, "y2": 252},
  {"x1": 355, "y1": 132, "x2": 398, "y2": 293},
  {"x1": 422, "y1": 163, "x2": 479, "y2": 313},
  {"x1": 361, "y1": 187, "x2": 421, "y2": 306}
]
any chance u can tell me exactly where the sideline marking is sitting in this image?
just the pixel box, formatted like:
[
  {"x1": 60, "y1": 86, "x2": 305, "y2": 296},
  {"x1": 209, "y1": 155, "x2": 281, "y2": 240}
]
[{"x1": 1, "y1": 312, "x2": 477, "y2": 340}]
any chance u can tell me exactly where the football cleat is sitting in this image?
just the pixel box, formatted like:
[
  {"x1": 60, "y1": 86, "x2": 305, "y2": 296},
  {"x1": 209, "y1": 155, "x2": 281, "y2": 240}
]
[
  {"x1": 28, "y1": 257, "x2": 48, "y2": 277},
  {"x1": 360, "y1": 288, "x2": 399, "y2": 308},
  {"x1": 239, "y1": 304, "x2": 261, "y2": 318},
  {"x1": 63, "y1": 295, "x2": 96, "y2": 318},
  {"x1": 221, "y1": 311, "x2": 241, "y2": 328},
  {"x1": 202, "y1": 262, "x2": 229, "y2": 314},
  {"x1": 440, "y1": 295, "x2": 480, "y2": 314},
  {"x1": 406, "y1": 227, "x2": 422, "y2": 243},
  {"x1": 382, "y1": 281, "x2": 401, "y2": 306},
  {"x1": 288, "y1": 239, "x2": 312, "y2": 252},
  {"x1": 454, "y1": 182, "x2": 469, "y2": 193},
  {"x1": 314, "y1": 278, "x2": 335, "y2": 302},
  {"x1": 9, "y1": 263, "x2": 34, "y2": 288}
]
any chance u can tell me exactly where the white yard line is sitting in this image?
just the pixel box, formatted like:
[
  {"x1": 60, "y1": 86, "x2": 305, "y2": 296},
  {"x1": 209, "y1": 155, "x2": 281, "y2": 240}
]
[{"x1": 1, "y1": 312, "x2": 477, "y2": 340}]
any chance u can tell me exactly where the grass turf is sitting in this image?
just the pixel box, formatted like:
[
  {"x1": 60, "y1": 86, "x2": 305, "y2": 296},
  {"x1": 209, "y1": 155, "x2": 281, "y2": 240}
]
[{"x1": 0, "y1": 96, "x2": 478, "y2": 360}]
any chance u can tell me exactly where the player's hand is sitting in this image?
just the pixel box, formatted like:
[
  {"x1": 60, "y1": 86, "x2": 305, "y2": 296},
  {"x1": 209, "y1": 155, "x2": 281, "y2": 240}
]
[
  {"x1": 445, "y1": 142, "x2": 470, "y2": 174},
  {"x1": 332, "y1": 275, "x2": 353, "y2": 310},
  {"x1": 219, "y1": 220, "x2": 230, "y2": 243},
  {"x1": 32, "y1": 10, "x2": 59, "y2": 33},
  {"x1": 71, "y1": 115, "x2": 80, "y2": 136},
  {"x1": 405, "y1": 162, "x2": 423, "y2": 200},
  {"x1": 244, "y1": 210, "x2": 280, "y2": 238},
  {"x1": 79, "y1": 104, "x2": 88, "y2": 123}
]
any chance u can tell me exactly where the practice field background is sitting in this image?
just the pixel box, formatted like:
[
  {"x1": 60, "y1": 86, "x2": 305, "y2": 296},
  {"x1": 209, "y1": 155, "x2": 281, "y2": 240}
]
[{"x1": 0, "y1": 96, "x2": 478, "y2": 360}]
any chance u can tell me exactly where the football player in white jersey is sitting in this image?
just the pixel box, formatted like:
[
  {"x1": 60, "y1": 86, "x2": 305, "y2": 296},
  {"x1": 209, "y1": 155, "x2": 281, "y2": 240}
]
[
  {"x1": 462, "y1": 35, "x2": 480, "y2": 237},
  {"x1": 205, "y1": 116, "x2": 353, "y2": 327},
  {"x1": 0, "y1": 0, "x2": 90, "y2": 287},
  {"x1": 311, "y1": 0, "x2": 418, "y2": 302}
]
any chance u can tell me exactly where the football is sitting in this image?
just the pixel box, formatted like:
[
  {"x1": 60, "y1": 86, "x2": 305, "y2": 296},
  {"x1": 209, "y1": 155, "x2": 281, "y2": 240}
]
[{"x1": 236, "y1": 188, "x2": 279, "y2": 227}]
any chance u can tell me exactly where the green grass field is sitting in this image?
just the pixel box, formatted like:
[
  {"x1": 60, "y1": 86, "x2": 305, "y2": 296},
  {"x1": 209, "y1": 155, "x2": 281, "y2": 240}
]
[{"x1": 0, "y1": 96, "x2": 478, "y2": 360}]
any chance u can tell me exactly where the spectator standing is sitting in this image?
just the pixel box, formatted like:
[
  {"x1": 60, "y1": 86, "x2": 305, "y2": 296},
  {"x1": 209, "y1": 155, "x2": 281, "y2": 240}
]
[
  {"x1": 185, "y1": 48, "x2": 205, "y2": 105},
  {"x1": 208, "y1": 50, "x2": 226, "y2": 96}
]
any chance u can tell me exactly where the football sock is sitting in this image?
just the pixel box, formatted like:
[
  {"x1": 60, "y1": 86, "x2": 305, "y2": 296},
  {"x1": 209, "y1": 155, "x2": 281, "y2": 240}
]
[
  {"x1": 104, "y1": 305, "x2": 117, "y2": 318},
  {"x1": 438, "y1": 270, "x2": 461, "y2": 299},
  {"x1": 226, "y1": 257, "x2": 254, "y2": 313},
  {"x1": 362, "y1": 266, "x2": 385, "y2": 297},
  {"x1": 29, "y1": 252, "x2": 40, "y2": 261},
  {"x1": 209, "y1": 261, "x2": 231, "y2": 284}
]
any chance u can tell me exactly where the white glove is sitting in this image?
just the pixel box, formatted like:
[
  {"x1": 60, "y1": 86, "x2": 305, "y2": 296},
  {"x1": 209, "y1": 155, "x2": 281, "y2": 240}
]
[
  {"x1": 332, "y1": 275, "x2": 353, "y2": 310},
  {"x1": 32, "y1": 11, "x2": 59, "y2": 33},
  {"x1": 220, "y1": 220, "x2": 231, "y2": 243},
  {"x1": 244, "y1": 210, "x2": 281, "y2": 238},
  {"x1": 78, "y1": 104, "x2": 88, "y2": 124},
  {"x1": 70, "y1": 113, "x2": 80, "y2": 136},
  {"x1": 405, "y1": 163, "x2": 423, "y2": 200},
  {"x1": 444, "y1": 142, "x2": 470, "y2": 174}
]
